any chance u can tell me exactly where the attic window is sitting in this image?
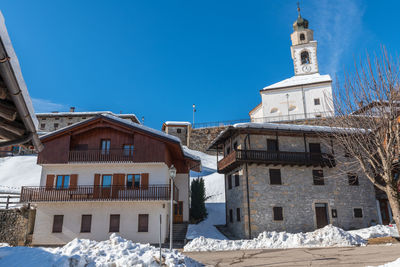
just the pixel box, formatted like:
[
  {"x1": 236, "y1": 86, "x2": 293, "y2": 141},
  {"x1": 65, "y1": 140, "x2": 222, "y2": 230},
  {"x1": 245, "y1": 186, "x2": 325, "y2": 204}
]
[
  {"x1": 177, "y1": 128, "x2": 182, "y2": 133},
  {"x1": 300, "y1": 33, "x2": 305, "y2": 41},
  {"x1": 301, "y1": 51, "x2": 310, "y2": 64}
]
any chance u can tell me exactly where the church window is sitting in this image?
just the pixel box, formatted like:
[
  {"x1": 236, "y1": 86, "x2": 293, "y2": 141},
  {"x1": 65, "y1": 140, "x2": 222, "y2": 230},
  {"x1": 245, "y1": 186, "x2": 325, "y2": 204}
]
[
  {"x1": 301, "y1": 51, "x2": 310, "y2": 64},
  {"x1": 270, "y1": 107, "x2": 278, "y2": 113},
  {"x1": 300, "y1": 33, "x2": 305, "y2": 41},
  {"x1": 314, "y1": 98, "x2": 320, "y2": 105}
]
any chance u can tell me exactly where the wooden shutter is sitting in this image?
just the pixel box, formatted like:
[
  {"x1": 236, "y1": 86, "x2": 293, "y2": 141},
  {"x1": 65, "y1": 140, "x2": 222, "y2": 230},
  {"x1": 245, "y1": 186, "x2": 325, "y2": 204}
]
[
  {"x1": 138, "y1": 214, "x2": 149, "y2": 232},
  {"x1": 109, "y1": 214, "x2": 120, "y2": 232},
  {"x1": 46, "y1": 175, "x2": 55, "y2": 190},
  {"x1": 141, "y1": 173, "x2": 149, "y2": 189},
  {"x1": 269, "y1": 169, "x2": 282, "y2": 185},
  {"x1": 93, "y1": 174, "x2": 101, "y2": 198},
  {"x1": 112, "y1": 174, "x2": 125, "y2": 198},
  {"x1": 80, "y1": 215, "x2": 92, "y2": 233},
  {"x1": 70, "y1": 174, "x2": 78, "y2": 190},
  {"x1": 52, "y1": 215, "x2": 63, "y2": 233}
]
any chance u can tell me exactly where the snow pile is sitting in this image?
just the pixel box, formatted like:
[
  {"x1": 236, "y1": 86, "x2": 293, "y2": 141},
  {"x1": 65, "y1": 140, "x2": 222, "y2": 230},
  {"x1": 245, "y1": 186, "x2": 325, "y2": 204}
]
[
  {"x1": 0, "y1": 234, "x2": 200, "y2": 267},
  {"x1": 372, "y1": 258, "x2": 400, "y2": 267},
  {"x1": 184, "y1": 225, "x2": 366, "y2": 252},
  {"x1": 186, "y1": 203, "x2": 227, "y2": 240},
  {"x1": 0, "y1": 156, "x2": 41, "y2": 192},
  {"x1": 349, "y1": 224, "x2": 399, "y2": 240}
]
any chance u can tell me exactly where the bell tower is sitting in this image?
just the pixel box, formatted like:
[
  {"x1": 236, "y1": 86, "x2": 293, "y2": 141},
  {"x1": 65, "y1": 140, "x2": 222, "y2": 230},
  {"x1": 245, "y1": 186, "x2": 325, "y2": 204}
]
[{"x1": 290, "y1": 4, "x2": 319, "y2": 75}]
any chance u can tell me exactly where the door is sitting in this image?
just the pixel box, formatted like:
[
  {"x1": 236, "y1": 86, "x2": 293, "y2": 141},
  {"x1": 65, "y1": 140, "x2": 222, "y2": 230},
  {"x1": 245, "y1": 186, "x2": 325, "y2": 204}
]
[
  {"x1": 174, "y1": 201, "x2": 183, "y2": 223},
  {"x1": 379, "y1": 199, "x2": 390, "y2": 225},
  {"x1": 315, "y1": 203, "x2": 329, "y2": 228},
  {"x1": 101, "y1": 175, "x2": 112, "y2": 198}
]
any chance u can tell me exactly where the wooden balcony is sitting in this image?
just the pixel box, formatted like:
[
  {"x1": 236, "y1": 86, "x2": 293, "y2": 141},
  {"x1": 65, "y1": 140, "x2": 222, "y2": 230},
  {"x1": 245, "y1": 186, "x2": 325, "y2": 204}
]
[
  {"x1": 20, "y1": 185, "x2": 179, "y2": 203},
  {"x1": 218, "y1": 149, "x2": 336, "y2": 173},
  {"x1": 68, "y1": 149, "x2": 134, "y2": 163}
]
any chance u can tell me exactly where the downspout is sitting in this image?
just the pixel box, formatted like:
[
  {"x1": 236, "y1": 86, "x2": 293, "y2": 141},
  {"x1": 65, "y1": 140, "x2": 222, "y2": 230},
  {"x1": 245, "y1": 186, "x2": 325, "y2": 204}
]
[{"x1": 244, "y1": 133, "x2": 252, "y2": 239}]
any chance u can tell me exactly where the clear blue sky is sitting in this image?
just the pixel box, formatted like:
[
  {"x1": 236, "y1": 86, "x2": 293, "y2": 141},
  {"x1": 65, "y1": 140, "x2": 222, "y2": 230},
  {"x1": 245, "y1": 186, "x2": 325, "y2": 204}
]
[{"x1": 1, "y1": 0, "x2": 399, "y2": 129}]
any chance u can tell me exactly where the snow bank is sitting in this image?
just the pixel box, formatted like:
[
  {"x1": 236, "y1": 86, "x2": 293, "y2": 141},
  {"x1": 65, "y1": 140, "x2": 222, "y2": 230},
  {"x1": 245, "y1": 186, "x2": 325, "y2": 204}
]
[
  {"x1": 0, "y1": 234, "x2": 200, "y2": 267},
  {"x1": 0, "y1": 156, "x2": 41, "y2": 192},
  {"x1": 184, "y1": 225, "x2": 366, "y2": 252},
  {"x1": 349, "y1": 224, "x2": 399, "y2": 240}
]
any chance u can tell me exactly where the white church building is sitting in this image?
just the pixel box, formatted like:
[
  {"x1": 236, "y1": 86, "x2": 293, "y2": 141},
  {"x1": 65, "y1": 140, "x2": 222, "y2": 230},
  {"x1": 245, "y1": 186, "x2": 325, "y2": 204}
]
[{"x1": 250, "y1": 9, "x2": 334, "y2": 123}]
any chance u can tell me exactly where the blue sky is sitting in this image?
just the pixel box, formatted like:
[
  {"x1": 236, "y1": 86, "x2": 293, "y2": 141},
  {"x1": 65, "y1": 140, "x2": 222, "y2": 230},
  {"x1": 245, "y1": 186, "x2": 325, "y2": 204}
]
[{"x1": 1, "y1": 0, "x2": 399, "y2": 129}]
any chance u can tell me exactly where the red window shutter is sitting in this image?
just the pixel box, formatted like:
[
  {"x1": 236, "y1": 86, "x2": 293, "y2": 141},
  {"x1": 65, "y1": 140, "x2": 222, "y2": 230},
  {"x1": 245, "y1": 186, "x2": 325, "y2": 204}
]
[
  {"x1": 46, "y1": 175, "x2": 55, "y2": 190},
  {"x1": 93, "y1": 174, "x2": 101, "y2": 198},
  {"x1": 141, "y1": 173, "x2": 149, "y2": 189},
  {"x1": 70, "y1": 174, "x2": 78, "y2": 190}
]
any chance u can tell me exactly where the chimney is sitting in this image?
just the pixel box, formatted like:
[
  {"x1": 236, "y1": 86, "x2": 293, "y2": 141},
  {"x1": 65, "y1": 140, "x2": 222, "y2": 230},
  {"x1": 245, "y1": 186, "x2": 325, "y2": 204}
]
[{"x1": 70, "y1": 107, "x2": 75, "y2": 112}]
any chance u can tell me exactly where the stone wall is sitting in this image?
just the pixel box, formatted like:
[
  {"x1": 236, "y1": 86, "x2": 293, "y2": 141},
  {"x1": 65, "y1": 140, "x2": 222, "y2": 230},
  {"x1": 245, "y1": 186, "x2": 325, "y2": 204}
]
[
  {"x1": 0, "y1": 207, "x2": 35, "y2": 246},
  {"x1": 188, "y1": 126, "x2": 227, "y2": 153}
]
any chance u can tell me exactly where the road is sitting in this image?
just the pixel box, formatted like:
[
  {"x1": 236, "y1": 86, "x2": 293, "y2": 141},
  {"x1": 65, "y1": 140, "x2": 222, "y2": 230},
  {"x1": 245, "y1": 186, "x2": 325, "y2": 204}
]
[{"x1": 183, "y1": 244, "x2": 400, "y2": 266}]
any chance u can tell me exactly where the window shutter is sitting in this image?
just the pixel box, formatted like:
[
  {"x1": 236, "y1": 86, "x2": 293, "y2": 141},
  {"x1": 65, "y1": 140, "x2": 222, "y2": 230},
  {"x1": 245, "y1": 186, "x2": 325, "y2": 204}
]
[
  {"x1": 70, "y1": 174, "x2": 78, "y2": 190},
  {"x1": 141, "y1": 173, "x2": 149, "y2": 189},
  {"x1": 138, "y1": 214, "x2": 149, "y2": 232},
  {"x1": 112, "y1": 174, "x2": 125, "y2": 198},
  {"x1": 109, "y1": 214, "x2": 120, "y2": 232},
  {"x1": 80, "y1": 215, "x2": 92, "y2": 233},
  {"x1": 93, "y1": 174, "x2": 101, "y2": 198},
  {"x1": 46, "y1": 175, "x2": 55, "y2": 190},
  {"x1": 52, "y1": 215, "x2": 63, "y2": 233}
]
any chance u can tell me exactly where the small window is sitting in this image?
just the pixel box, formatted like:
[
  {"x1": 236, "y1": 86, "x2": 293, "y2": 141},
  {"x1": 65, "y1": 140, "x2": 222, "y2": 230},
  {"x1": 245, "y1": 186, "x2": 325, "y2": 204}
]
[
  {"x1": 101, "y1": 139, "x2": 111, "y2": 155},
  {"x1": 227, "y1": 175, "x2": 232, "y2": 189},
  {"x1": 309, "y1": 143, "x2": 321, "y2": 153},
  {"x1": 134, "y1": 174, "x2": 141, "y2": 188},
  {"x1": 52, "y1": 215, "x2": 63, "y2": 233},
  {"x1": 273, "y1": 207, "x2": 283, "y2": 221},
  {"x1": 269, "y1": 169, "x2": 282, "y2": 185},
  {"x1": 56, "y1": 175, "x2": 70, "y2": 189},
  {"x1": 109, "y1": 214, "x2": 120, "y2": 232},
  {"x1": 315, "y1": 114, "x2": 322, "y2": 118},
  {"x1": 229, "y1": 209, "x2": 233, "y2": 223},
  {"x1": 354, "y1": 208, "x2": 363, "y2": 218},
  {"x1": 102, "y1": 175, "x2": 112, "y2": 188},
  {"x1": 313, "y1": 170, "x2": 324, "y2": 185},
  {"x1": 138, "y1": 214, "x2": 149, "y2": 232},
  {"x1": 301, "y1": 51, "x2": 310, "y2": 64},
  {"x1": 234, "y1": 174, "x2": 240, "y2": 187},
  {"x1": 348, "y1": 173, "x2": 359, "y2": 185},
  {"x1": 80, "y1": 215, "x2": 92, "y2": 233},
  {"x1": 123, "y1": 144, "x2": 134, "y2": 156},
  {"x1": 314, "y1": 98, "x2": 320, "y2": 105},
  {"x1": 236, "y1": 208, "x2": 241, "y2": 222},
  {"x1": 54, "y1": 123, "x2": 59, "y2": 129},
  {"x1": 177, "y1": 128, "x2": 182, "y2": 133},
  {"x1": 40, "y1": 123, "x2": 45, "y2": 129},
  {"x1": 267, "y1": 139, "x2": 278, "y2": 151},
  {"x1": 300, "y1": 33, "x2": 305, "y2": 41}
]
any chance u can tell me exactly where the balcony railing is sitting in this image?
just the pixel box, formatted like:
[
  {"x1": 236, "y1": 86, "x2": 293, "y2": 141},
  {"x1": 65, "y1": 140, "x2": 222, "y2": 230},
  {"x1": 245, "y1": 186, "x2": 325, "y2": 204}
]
[
  {"x1": 20, "y1": 185, "x2": 179, "y2": 202},
  {"x1": 68, "y1": 149, "x2": 134, "y2": 163},
  {"x1": 218, "y1": 149, "x2": 335, "y2": 173}
]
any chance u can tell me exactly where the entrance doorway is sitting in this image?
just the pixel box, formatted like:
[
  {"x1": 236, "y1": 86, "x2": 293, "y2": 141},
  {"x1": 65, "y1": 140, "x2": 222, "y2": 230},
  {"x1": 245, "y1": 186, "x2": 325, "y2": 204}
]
[
  {"x1": 174, "y1": 201, "x2": 183, "y2": 223},
  {"x1": 315, "y1": 203, "x2": 329, "y2": 228},
  {"x1": 379, "y1": 199, "x2": 391, "y2": 225}
]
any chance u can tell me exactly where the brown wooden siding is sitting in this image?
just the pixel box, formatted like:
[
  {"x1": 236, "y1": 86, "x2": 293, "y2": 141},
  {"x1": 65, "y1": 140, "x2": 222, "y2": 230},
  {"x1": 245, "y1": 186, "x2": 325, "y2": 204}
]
[{"x1": 38, "y1": 135, "x2": 70, "y2": 164}]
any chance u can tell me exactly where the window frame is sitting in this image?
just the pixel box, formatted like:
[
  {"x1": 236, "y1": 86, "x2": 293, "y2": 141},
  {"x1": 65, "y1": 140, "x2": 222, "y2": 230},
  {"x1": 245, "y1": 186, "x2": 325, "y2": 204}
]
[
  {"x1": 273, "y1": 207, "x2": 283, "y2": 221},
  {"x1": 109, "y1": 214, "x2": 120, "y2": 232},
  {"x1": 52, "y1": 215, "x2": 64, "y2": 233},
  {"x1": 269, "y1": 169, "x2": 282, "y2": 185},
  {"x1": 123, "y1": 144, "x2": 134, "y2": 157},
  {"x1": 55, "y1": 175, "x2": 70, "y2": 189},
  {"x1": 314, "y1": 98, "x2": 321, "y2": 105},
  {"x1": 80, "y1": 214, "x2": 92, "y2": 233},
  {"x1": 353, "y1": 208, "x2": 363, "y2": 218},
  {"x1": 100, "y1": 139, "x2": 111, "y2": 155},
  {"x1": 312, "y1": 170, "x2": 325, "y2": 185},
  {"x1": 138, "y1": 214, "x2": 149, "y2": 232},
  {"x1": 102, "y1": 174, "x2": 112, "y2": 188}
]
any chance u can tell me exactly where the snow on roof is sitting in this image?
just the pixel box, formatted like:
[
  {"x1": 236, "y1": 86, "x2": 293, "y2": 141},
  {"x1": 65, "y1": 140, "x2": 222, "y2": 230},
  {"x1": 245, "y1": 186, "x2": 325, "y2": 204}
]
[
  {"x1": 0, "y1": 12, "x2": 38, "y2": 129},
  {"x1": 262, "y1": 73, "x2": 332, "y2": 91},
  {"x1": 164, "y1": 121, "x2": 191, "y2": 126},
  {"x1": 36, "y1": 111, "x2": 139, "y2": 122}
]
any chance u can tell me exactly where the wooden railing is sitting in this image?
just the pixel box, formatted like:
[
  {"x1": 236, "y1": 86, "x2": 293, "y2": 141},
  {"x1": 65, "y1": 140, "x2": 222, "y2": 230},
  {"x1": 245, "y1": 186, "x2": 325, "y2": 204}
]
[
  {"x1": 20, "y1": 185, "x2": 179, "y2": 202},
  {"x1": 68, "y1": 149, "x2": 134, "y2": 162},
  {"x1": 218, "y1": 149, "x2": 335, "y2": 172}
]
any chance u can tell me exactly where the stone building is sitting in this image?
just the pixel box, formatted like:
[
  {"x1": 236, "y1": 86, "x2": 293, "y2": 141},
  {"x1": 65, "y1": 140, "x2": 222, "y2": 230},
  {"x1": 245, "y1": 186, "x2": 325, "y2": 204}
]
[{"x1": 208, "y1": 122, "x2": 379, "y2": 239}]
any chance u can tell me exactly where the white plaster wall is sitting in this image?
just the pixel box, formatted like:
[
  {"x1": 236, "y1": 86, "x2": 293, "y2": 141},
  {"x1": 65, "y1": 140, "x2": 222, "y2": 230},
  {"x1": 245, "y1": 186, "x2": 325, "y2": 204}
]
[
  {"x1": 174, "y1": 173, "x2": 190, "y2": 221},
  {"x1": 32, "y1": 202, "x2": 169, "y2": 245}
]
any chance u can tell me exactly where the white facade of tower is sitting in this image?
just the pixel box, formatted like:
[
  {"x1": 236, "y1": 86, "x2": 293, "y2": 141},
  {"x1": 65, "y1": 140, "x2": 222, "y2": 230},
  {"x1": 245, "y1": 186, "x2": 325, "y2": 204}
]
[{"x1": 249, "y1": 13, "x2": 334, "y2": 123}]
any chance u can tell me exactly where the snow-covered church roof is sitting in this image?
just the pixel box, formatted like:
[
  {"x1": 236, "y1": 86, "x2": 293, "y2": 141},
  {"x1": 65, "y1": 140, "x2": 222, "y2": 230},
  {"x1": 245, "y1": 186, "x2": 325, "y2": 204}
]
[{"x1": 262, "y1": 73, "x2": 332, "y2": 91}]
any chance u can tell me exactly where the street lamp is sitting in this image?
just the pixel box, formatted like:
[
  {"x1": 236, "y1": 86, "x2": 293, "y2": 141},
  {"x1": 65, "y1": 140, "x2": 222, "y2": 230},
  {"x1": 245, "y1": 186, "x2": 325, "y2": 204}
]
[
  {"x1": 192, "y1": 104, "x2": 196, "y2": 127},
  {"x1": 169, "y1": 164, "x2": 177, "y2": 250}
]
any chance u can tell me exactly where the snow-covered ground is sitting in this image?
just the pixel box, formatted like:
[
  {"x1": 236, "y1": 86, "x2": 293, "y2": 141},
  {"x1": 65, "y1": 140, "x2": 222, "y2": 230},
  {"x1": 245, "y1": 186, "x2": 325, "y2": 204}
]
[
  {"x1": 0, "y1": 234, "x2": 200, "y2": 267},
  {"x1": 183, "y1": 224, "x2": 399, "y2": 252},
  {"x1": 349, "y1": 224, "x2": 399, "y2": 239},
  {"x1": 0, "y1": 155, "x2": 41, "y2": 192},
  {"x1": 373, "y1": 258, "x2": 400, "y2": 267}
]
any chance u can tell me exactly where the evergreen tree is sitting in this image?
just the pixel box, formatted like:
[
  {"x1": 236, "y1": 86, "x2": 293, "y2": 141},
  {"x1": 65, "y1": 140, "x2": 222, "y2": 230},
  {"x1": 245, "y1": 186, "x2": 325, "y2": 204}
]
[{"x1": 190, "y1": 177, "x2": 207, "y2": 223}]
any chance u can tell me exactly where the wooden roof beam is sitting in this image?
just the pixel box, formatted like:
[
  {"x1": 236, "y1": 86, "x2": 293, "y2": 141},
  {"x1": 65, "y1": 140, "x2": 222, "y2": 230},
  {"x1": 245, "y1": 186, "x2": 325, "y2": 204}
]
[
  {"x1": 0, "y1": 99, "x2": 17, "y2": 121},
  {"x1": 0, "y1": 117, "x2": 25, "y2": 135},
  {"x1": 0, "y1": 85, "x2": 6, "y2": 100},
  {"x1": 0, "y1": 127, "x2": 20, "y2": 141}
]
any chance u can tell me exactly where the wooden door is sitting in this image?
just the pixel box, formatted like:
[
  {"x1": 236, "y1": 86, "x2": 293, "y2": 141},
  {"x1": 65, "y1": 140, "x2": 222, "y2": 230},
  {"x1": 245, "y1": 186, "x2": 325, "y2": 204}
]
[
  {"x1": 101, "y1": 175, "x2": 112, "y2": 198},
  {"x1": 174, "y1": 201, "x2": 183, "y2": 223},
  {"x1": 315, "y1": 204, "x2": 329, "y2": 228},
  {"x1": 379, "y1": 199, "x2": 390, "y2": 225},
  {"x1": 112, "y1": 174, "x2": 125, "y2": 199}
]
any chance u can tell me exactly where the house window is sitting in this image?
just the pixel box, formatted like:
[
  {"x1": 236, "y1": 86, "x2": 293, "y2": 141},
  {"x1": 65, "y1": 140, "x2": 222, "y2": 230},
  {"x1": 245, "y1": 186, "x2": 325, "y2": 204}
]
[
  {"x1": 236, "y1": 208, "x2": 241, "y2": 222},
  {"x1": 312, "y1": 170, "x2": 324, "y2": 185},
  {"x1": 102, "y1": 175, "x2": 112, "y2": 188},
  {"x1": 234, "y1": 174, "x2": 240, "y2": 187},
  {"x1": 56, "y1": 175, "x2": 70, "y2": 189},
  {"x1": 80, "y1": 215, "x2": 92, "y2": 233},
  {"x1": 300, "y1": 33, "x2": 305, "y2": 41},
  {"x1": 309, "y1": 143, "x2": 321, "y2": 153},
  {"x1": 109, "y1": 214, "x2": 120, "y2": 232},
  {"x1": 101, "y1": 139, "x2": 111, "y2": 155},
  {"x1": 267, "y1": 139, "x2": 278, "y2": 151},
  {"x1": 127, "y1": 174, "x2": 141, "y2": 188},
  {"x1": 229, "y1": 209, "x2": 233, "y2": 223},
  {"x1": 54, "y1": 123, "x2": 59, "y2": 130},
  {"x1": 177, "y1": 128, "x2": 182, "y2": 133},
  {"x1": 269, "y1": 169, "x2": 282, "y2": 185},
  {"x1": 138, "y1": 214, "x2": 149, "y2": 232},
  {"x1": 354, "y1": 208, "x2": 363, "y2": 218},
  {"x1": 40, "y1": 123, "x2": 45, "y2": 129},
  {"x1": 348, "y1": 173, "x2": 359, "y2": 185},
  {"x1": 273, "y1": 207, "x2": 283, "y2": 221},
  {"x1": 52, "y1": 215, "x2": 63, "y2": 233},
  {"x1": 123, "y1": 144, "x2": 134, "y2": 156},
  {"x1": 301, "y1": 51, "x2": 310, "y2": 64},
  {"x1": 227, "y1": 175, "x2": 232, "y2": 189},
  {"x1": 314, "y1": 98, "x2": 321, "y2": 105}
]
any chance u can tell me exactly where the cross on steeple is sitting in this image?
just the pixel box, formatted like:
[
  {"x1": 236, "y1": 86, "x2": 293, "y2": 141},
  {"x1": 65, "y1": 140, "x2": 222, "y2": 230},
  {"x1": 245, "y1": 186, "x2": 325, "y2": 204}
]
[{"x1": 297, "y1": 2, "x2": 301, "y2": 16}]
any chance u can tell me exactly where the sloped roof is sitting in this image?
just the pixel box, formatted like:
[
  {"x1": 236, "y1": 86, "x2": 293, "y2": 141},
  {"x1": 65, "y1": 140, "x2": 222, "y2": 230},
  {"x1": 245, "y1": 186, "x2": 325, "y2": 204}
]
[
  {"x1": 261, "y1": 73, "x2": 332, "y2": 91},
  {"x1": 36, "y1": 111, "x2": 140, "y2": 123}
]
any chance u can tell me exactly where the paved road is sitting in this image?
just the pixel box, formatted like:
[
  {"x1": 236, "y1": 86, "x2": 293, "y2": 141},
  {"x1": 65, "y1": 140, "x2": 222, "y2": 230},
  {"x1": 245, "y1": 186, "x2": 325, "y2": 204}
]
[{"x1": 183, "y1": 244, "x2": 400, "y2": 267}]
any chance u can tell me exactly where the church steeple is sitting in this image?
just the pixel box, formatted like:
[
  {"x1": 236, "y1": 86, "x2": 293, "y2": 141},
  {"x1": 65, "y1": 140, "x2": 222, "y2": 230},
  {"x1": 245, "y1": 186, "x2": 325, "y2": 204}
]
[{"x1": 290, "y1": 4, "x2": 319, "y2": 75}]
